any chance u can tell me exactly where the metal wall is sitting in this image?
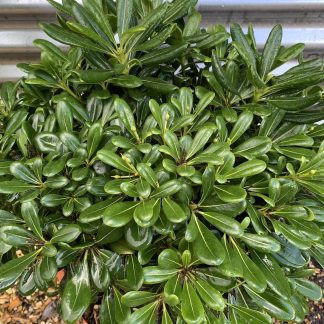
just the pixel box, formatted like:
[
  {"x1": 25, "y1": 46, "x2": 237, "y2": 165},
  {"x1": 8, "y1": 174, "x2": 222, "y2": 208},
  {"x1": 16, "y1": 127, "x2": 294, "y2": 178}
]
[{"x1": 1, "y1": 0, "x2": 324, "y2": 81}]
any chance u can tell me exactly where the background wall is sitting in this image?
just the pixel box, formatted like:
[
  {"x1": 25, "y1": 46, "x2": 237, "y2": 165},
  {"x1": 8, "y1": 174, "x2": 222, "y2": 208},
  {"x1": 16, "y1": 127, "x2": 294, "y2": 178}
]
[{"x1": 1, "y1": 0, "x2": 324, "y2": 81}]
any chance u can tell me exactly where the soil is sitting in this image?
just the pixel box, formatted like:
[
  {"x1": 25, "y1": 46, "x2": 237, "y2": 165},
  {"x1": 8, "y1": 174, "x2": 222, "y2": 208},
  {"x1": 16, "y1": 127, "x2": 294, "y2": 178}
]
[
  {"x1": 0, "y1": 263, "x2": 322, "y2": 324},
  {"x1": 304, "y1": 261, "x2": 324, "y2": 324}
]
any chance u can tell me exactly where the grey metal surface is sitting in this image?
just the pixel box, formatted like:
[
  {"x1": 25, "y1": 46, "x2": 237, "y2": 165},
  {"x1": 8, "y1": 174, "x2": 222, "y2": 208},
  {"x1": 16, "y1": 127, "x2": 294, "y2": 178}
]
[
  {"x1": 2, "y1": 0, "x2": 324, "y2": 13},
  {"x1": 198, "y1": 0, "x2": 324, "y2": 11},
  {"x1": 0, "y1": 0, "x2": 324, "y2": 81},
  {"x1": 0, "y1": 30, "x2": 63, "y2": 53}
]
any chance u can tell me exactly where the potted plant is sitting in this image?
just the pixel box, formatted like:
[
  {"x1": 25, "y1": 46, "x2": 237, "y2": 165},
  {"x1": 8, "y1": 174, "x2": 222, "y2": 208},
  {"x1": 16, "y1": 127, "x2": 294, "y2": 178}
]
[{"x1": 0, "y1": 0, "x2": 323, "y2": 323}]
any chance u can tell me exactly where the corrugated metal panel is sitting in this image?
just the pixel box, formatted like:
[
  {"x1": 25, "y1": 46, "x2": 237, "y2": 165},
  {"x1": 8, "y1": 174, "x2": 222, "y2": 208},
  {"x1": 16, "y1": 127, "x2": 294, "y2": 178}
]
[
  {"x1": 1, "y1": 0, "x2": 324, "y2": 81},
  {"x1": 198, "y1": 0, "x2": 324, "y2": 11}
]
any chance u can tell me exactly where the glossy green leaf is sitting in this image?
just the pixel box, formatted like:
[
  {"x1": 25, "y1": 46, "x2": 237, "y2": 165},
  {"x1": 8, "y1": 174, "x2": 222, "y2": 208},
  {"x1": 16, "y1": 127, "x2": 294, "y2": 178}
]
[
  {"x1": 79, "y1": 198, "x2": 121, "y2": 223},
  {"x1": 198, "y1": 210, "x2": 244, "y2": 237},
  {"x1": 41, "y1": 194, "x2": 68, "y2": 207},
  {"x1": 51, "y1": 224, "x2": 81, "y2": 243},
  {"x1": 186, "y1": 126, "x2": 215, "y2": 159},
  {"x1": 40, "y1": 257, "x2": 57, "y2": 281},
  {"x1": 56, "y1": 100, "x2": 73, "y2": 132},
  {"x1": 194, "y1": 278, "x2": 225, "y2": 311},
  {"x1": 97, "y1": 149, "x2": 134, "y2": 173},
  {"x1": 0, "y1": 180, "x2": 36, "y2": 193},
  {"x1": 61, "y1": 257, "x2": 91, "y2": 323},
  {"x1": 140, "y1": 43, "x2": 188, "y2": 65},
  {"x1": 117, "y1": 0, "x2": 133, "y2": 39},
  {"x1": 10, "y1": 162, "x2": 39, "y2": 184},
  {"x1": 181, "y1": 279, "x2": 205, "y2": 324},
  {"x1": 291, "y1": 278, "x2": 322, "y2": 301},
  {"x1": 228, "y1": 111, "x2": 253, "y2": 144},
  {"x1": 212, "y1": 50, "x2": 239, "y2": 95},
  {"x1": 90, "y1": 253, "x2": 110, "y2": 291},
  {"x1": 137, "y1": 163, "x2": 159, "y2": 188},
  {"x1": 233, "y1": 136, "x2": 272, "y2": 159},
  {"x1": 192, "y1": 216, "x2": 225, "y2": 265},
  {"x1": 272, "y1": 220, "x2": 311, "y2": 250},
  {"x1": 268, "y1": 92, "x2": 322, "y2": 111},
  {"x1": 162, "y1": 198, "x2": 187, "y2": 223},
  {"x1": 0, "y1": 225, "x2": 36, "y2": 246},
  {"x1": 259, "y1": 24, "x2": 282, "y2": 79},
  {"x1": 218, "y1": 237, "x2": 243, "y2": 277},
  {"x1": 143, "y1": 266, "x2": 178, "y2": 284},
  {"x1": 228, "y1": 305, "x2": 272, "y2": 324},
  {"x1": 158, "y1": 249, "x2": 182, "y2": 269},
  {"x1": 244, "y1": 285, "x2": 295, "y2": 321},
  {"x1": 103, "y1": 201, "x2": 139, "y2": 227},
  {"x1": 234, "y1": 243, "x2": 267, "y2": 293},
  {"x1": 150, "y1": 179, "x2": 182, "y2": 198},
  {"x1": 127, "y1": 255, "x2": 144, "y2": 290},
  {"x1": 21, "y1": 201, "x2": 43, "y2": 240},
  {"x1": 214, "y1": 184, "x2": 246, "y2": 203},
  {"x1": 87, "y1": 122, "x2": 103, "y2": 158},
  {"x1": 0, "y1": 249, "x2": 40, "y2": 282},
  {"x1": 251, "y1": 251, "x2": 291, "y2": 298},
  {"x1": 241, "y1": 233, "x2": 281, "y2": 253},
  {"x1": 223, "y1": 159, "x2": 267, "y2": 179}
]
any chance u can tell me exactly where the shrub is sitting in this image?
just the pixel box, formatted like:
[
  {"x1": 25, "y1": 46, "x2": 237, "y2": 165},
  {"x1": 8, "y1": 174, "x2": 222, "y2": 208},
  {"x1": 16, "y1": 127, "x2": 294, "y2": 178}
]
[{"x1": 0, "y1": 0, "x2": 323, "y2": 323}]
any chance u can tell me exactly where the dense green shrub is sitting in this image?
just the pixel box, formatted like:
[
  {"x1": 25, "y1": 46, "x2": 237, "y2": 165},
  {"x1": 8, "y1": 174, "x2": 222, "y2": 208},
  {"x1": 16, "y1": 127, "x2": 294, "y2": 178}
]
[{"x1": 0, "y1": 0, "x2": 323, "y2": 323}]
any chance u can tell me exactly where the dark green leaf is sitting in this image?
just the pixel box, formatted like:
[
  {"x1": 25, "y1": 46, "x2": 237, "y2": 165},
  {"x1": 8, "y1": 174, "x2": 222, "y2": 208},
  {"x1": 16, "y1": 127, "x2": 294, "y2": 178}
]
[
  {"x1": 181, "y1": 279, "x2": 205, "y2": 324},
  {"x1": 0, "y1": 250, "x2": 40, "y2": 282},
  {"x1": 103, "y1": 201, "x2": 139, "y2": 227},
  {"x1": 61, "y1": 257, "x2": 91, "y2": 323},
  {"x1": 51, "y1": 224, "x2": 82, "y2": 243},
  {"x1": 192, "y1": 216, "x2": 225, "y2": 266}
]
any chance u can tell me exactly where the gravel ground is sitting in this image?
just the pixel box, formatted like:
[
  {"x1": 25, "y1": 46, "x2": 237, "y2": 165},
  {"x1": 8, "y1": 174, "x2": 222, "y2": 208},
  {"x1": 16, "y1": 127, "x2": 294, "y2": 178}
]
[
  {"x1": 304, "y1": 262, "x2": 324, "y2": 324},
  {"x1": 0, "y1": 264, "x2": 322, "y2": 324}
]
